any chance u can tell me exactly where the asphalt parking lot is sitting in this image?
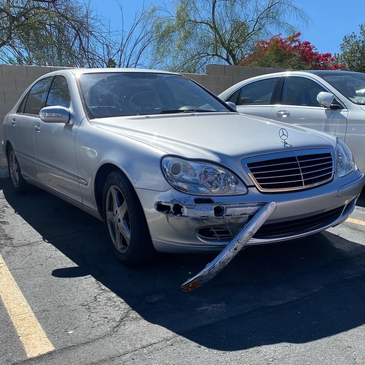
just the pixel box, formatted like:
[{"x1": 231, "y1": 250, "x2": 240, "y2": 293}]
[{"x1": 1, "y1": 173, "x2": 365, "y2": 365}]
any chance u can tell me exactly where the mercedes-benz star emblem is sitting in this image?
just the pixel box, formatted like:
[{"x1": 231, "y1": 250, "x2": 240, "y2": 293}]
[
  {"x1": 278, "y1": 128, "x2": 289, "y2": 141},
  {"x1": 278, "y1": 128, "x2": 292, "y2": 148}
]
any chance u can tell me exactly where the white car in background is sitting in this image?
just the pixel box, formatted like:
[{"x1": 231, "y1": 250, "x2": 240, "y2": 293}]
[{"x1": 219, "y1": 70, "x2": 365, "y2": 173}]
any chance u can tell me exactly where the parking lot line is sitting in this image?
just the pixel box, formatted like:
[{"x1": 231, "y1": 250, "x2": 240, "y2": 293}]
[
  {"x1": 0, "y1": 254, "x2": 54, "y2": 358},
  {"x1": 347, "y1": 217, "x2": 365, "y2": 227}
]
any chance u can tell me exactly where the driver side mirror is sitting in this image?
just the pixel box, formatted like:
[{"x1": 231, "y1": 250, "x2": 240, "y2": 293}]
[
  {"x1": 39, "y1": 106, "x2": 71, "y2": 124},
  {"x1": 317, "y1": 91, "x2": 343, "y2": 110},
  {"x1": 225, "y1": 101, "x2": 237, "y2": 111}
]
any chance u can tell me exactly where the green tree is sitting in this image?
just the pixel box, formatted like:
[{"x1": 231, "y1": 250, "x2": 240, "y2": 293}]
[
  {"x1": 153, "y1": 0, "x2": 308, "y2": 72},
  {"x1": 0, "y1": 0, "x2": 105, "y2": 67},
  {"x1": 242, "y1": 32, "x2": 344, "y2": 70},
  {"x1": 338, "y1": 24, "x2": 365, "y2": 72}
]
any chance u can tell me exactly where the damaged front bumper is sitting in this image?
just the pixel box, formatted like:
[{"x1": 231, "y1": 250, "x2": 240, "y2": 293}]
[
  {"x1": 137, "y1": 171, "x2": 364, "y2": 254},
  {"x1": 155, "y1": 199, "x2": 263, "y2": 244},
  {"x1": 181, "y1": 201, "x2": 277, "y2": 292},
  {"x1": 136, "y1": 171, "x2": 363, "y2": 291}
]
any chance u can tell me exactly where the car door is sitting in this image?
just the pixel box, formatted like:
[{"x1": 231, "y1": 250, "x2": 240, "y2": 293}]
[
  {"x1": 33, "y1": 75, "x2": 82, "y2": 202},
  {"x1": 8, "y1": 77, "x2": 53, "y2": 180},
  {"x1": 270, "y1": 76, "x2": 348, "y2": 142},
  {"x1": 225, "y1": 77, "x2": 280, "y2": 118}
]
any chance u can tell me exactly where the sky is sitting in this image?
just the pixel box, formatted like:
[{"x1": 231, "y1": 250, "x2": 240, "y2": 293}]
[{"x1": 90, "y1": 0, "x2": 365, "y2": 57}]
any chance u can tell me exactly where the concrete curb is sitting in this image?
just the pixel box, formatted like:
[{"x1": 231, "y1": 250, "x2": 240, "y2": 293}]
[{"x1": 0, "y1": 168, "x2": 9, "y2": 179}]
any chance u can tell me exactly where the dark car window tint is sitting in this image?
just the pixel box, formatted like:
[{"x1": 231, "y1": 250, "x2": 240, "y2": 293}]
[
  {"x1": 323, "y1": 73, "x2": 365, "y2": 105},
  {"x1": 16, "y1": 94, "x2": 28, "y2": 113},
  {"x1": 282, "y1": 77, "x2": 326, "y2": 107},
  {"x1": 79, "y1": 73, "x2": 229, "y2": 118},
  {"x1": 234, "y1": 78, "x2": 278, "y2": 105},
  {"x1": 226, "y1": 89, "x2": 240, "y2": 104},
  {"x1": 24, "y1": 77, "x2": 52, "y2": 115},
  {"x1": 46, "y1": 76, "x2": 70, "y2": 108},
  {"x1": 164, "y1": 76, "x2": 225, "y2": 110}
]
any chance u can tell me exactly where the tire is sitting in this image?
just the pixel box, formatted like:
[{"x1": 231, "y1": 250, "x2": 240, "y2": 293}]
[
  {"x1": 7, "y1": 146, "x2": 29, "y2": 194},
  {"x1": 102, "y1": 171, "x2": 158, "y2": 266}
]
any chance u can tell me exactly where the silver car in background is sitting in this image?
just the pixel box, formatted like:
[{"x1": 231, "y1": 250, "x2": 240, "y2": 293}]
[
  {"x1": 219, "y1": 70, "x2": 365, "y2": 173},
  {"x1": 2, "y1": 69, "x2": 364, "y2": 271}
]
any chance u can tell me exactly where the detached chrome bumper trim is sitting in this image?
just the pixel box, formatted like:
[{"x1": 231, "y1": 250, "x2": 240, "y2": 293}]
[{"x1": 181, "y1": 201, "x2": 277, "y2": 292}]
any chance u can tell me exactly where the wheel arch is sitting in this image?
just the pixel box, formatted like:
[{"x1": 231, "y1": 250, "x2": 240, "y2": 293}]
[
  {"x1": 94, "y1": 163, "x2": 136, "y2": 214},
  {"x1": 5, "y1": 141, "x2": 12, "y2": 160},
  {"x1": 96, "y1": 162, "x2": 159, "y2": 265}
]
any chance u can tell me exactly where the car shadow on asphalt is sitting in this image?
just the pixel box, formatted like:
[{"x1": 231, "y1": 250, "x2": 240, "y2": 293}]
[{"x1": 2, "y1": 177, "x2": 365, "y2": 352}]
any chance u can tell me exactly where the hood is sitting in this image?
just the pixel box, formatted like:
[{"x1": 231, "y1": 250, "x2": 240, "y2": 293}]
[{"x1": 90, "y1": 112, "x2": 335, "y2": 161}]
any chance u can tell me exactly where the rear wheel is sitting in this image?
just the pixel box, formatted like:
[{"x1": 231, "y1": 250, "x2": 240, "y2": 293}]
[
  {"x1": 102, "y1": 171, "x2": 158, "y2": 266},
  {"x1": 7, "y1": 146, "x2": 28, "y2": 194}
]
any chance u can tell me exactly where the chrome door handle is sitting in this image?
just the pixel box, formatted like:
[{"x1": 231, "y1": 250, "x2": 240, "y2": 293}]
[
  {"x1": 276, "y1": 110, "x2": 290, "y2": 118},
  {"x1": 34, "y1": 124, "x2": 42, "y2": 132}
]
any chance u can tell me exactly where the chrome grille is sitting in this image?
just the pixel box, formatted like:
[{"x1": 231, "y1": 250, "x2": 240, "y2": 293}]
[{"x1": 245, "y1": 151, "x2": 334, "y2": 192}]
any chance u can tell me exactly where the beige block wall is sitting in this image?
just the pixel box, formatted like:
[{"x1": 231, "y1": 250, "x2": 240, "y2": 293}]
[
  {"x1": 0, "y1": 65, "x2": 64, "y2": 123},
  {"x1": 0, "y1": 65, "x2": 64, "y2": 167},
  {"x1": 0, "y1": 64, "x2": 285, "y2": 168},
  {"x1": 183, "y1": 64, "x2": 286, "y2": 94}
]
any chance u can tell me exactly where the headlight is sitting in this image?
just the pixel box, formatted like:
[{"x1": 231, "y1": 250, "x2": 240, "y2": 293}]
[
  {"x1": 161, "y1": 156, "x2": 247, "y2": 195},
  {"x1": 335, "y1": 139, "x2": 356, "y2": 177}
]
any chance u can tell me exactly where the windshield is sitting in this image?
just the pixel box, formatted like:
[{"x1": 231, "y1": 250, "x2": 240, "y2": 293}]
[
  {"x1": 79, "y1": 72, "x2": 230, "y2": 119},
  {"x1": 322, "y1": 73, "x2": 365, "y2": 105}
]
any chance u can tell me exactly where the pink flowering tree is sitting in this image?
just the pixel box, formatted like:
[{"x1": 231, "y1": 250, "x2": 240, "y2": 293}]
[{"x1": 241, "y1": 32, "x2": 345, "y2": 70}]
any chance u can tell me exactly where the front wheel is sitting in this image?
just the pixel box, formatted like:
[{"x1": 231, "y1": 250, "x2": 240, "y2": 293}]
[
  {"x1": 102, "y1": 171, "x2": 158, "y2": 266},
  {"x1": 7, "y1": 145, "x2": 29, "y2": 193}
]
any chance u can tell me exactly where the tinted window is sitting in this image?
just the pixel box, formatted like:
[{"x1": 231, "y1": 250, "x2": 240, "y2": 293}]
[
  {"x1": 282, "y1": 77, "x2": 326, "y2": 107},
  {"x1": 79, "y1": 73, "x2": 229, "y2": 119},
  {"x1": 46, "y1": 76, "x2": 70, "y2": 108},
  {"x1": 230, "y1": 78, "x2": 278, "y2": 105},
  {"x1": 323, "y1": 73, "x2": 365, "y2": 105},
  {"x1": 16, "y1": 94, "x2": 28, "y2": 113},
  {"x1": 24, "y1": 77, "x2": 52, "y2": 115},
  {"x1": 226, "y1": 89, "x2": 240, "y2": 104}
]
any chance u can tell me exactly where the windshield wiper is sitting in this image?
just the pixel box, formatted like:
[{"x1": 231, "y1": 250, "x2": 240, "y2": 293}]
[{"x1": 160, "y1": 109, "x2": 216, "y2": 114}]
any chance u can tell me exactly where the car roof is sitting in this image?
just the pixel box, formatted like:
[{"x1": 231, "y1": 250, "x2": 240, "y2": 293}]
[
  {"x1": 249, "y1": 70, "x2": 364, "y2": 79},
  {"x1": 40, "y1": 68, "x2": 179, "y2": 79},
  {"x1": 301, "y1": 70, "x2": 364, "y2": 77},
  {"x1": 68, "y1": 68, "x2": 177, "y2": 76},
  {"x1": 225, "y1": 69, "x2": 365, "y2": 86}
]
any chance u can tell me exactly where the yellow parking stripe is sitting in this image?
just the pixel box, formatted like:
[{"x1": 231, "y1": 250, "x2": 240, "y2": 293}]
[
  {"x1": 0, "y1": 254, "x2": 54, "y2": 358},
  {"x1": 347, "y1": 217, "x2": 365, "y2": 227}
]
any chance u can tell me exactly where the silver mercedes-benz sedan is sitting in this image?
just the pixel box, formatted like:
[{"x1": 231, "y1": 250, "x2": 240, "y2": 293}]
[{"x1": 2, "y1": 69, "x2": 364, "y2": 284}]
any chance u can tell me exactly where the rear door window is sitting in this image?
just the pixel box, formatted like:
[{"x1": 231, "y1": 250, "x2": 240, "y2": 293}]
[
  {"x1": 23, "y1": 77, "x2": 53, "y2": 115},
  {"x1": 228, "y1": 78, "x2": 279, "y2": 105}
]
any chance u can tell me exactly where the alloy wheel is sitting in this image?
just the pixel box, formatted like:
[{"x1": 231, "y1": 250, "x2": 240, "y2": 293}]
[
  {"x1": 9, "y1": 150, "x2": 20, "y2": 188},
  {"x1": 105, "y1": 184, "x2": 131, "y2": 253}
]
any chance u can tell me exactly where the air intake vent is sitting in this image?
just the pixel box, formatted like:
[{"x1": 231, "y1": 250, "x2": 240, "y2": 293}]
[
  {"x1": 254, "y1": 205, "x2": 344, "y2": 239},
  {"x1": 197, "y1": 226, "x2": 234, "y2": 241},
  {"x1": 245, "y1": 151, "x2": 333, "y2": 192}
]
